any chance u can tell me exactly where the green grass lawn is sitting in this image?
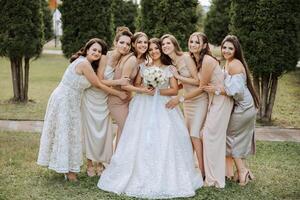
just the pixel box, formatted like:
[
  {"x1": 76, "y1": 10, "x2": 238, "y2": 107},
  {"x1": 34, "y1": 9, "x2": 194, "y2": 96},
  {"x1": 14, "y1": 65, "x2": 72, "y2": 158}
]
[
  {"x1": 0, "y1": 54, "x2": 299, "y2": 127},
  {"x1": 0, "y1": 54, "x2": 68, "y2": 120},
  {"x1": 0, "y1": 131, "x2": 299, "y2": 199}
]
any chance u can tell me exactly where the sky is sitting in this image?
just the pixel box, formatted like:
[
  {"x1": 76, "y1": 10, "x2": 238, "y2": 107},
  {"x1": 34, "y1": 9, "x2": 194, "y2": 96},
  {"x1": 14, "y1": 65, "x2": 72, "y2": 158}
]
[{"x1": 199, "y1": 0, "x2": 211, "y2": 7}]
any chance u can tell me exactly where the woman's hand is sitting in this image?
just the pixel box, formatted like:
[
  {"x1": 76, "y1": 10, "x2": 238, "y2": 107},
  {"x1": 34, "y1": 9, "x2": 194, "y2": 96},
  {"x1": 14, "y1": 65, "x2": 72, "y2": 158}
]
[
  {"x1": 142, "y1": 87, "x2": 155, "y2": 96},
  {"x1": 202, "y1": 83, "x2": 223, "y2": 95},
  {"x1": 202, "y1": 84, "x2": 216, "y2": 93},
  {"x1": 118, "y1": 91, "x2": 128, "y2": 100},
  {"x1": 118, "y1": 77, "x2": 130, "y2": 86},
  {"x1": 178, "y1": 83, "x2": 183, "y2": 90},
  {"x1": 165, "y1": 97, "x2": 180, "y2": 109},
  {"x1": 170, "y1": 66, "x2": 180, "y2": 79}
]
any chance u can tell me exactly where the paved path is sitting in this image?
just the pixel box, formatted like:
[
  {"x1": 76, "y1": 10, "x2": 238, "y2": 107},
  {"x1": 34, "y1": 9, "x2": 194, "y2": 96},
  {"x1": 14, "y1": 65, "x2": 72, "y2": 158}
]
[
  {"x1": 0, "y1": 120, "x2": 299, "y2": 142},
  {"x1": 42, "y1": 49, "x2": 63, "y2": 55}
]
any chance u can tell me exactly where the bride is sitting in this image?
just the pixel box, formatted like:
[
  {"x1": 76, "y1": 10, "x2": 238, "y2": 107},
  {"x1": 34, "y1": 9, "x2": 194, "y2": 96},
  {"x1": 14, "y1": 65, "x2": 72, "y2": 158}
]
[{"x1": 97, "y1": 38, "x2": 202, "y2": 199}]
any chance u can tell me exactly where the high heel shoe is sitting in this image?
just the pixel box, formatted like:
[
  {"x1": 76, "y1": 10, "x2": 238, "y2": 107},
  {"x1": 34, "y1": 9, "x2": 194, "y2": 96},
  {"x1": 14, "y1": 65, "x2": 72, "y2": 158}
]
[
  {"x1": 248, "y1": 170, "x2": 255, "y2": 180},
  {"x1": 64, "y1": 173, "x2": 78, "y2": 182},
  {"x1": 233, "y1": 171, "x2": 239, "y2": 182},
  {"x1": 225, "y1": 176, "x2": 233, "y2": 181},
  {"x1": 87, "y1": 166, "x2": 95, "y2": 177},
  {"x1": 239, "y1": 170, "x2": 250, "y2": 186},
  {"x1": 96, "y1": 163, "x2": 104, "y2": 176}
]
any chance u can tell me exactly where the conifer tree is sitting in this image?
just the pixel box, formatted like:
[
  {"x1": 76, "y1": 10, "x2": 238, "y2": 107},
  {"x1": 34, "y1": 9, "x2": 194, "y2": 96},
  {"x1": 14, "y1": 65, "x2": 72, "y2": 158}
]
[
  {"x1": 0, "y1": 0, "x2": 44, "y2": 102},
  {"x1": 61, "y1": 0, "x2": 113, "y2": 57},
  {"x1": 204, "y1": 0, "x2": 231, "y2": 45},
  {"x1": 230, "y1": 0, "x2": 299, "y2": 121}
]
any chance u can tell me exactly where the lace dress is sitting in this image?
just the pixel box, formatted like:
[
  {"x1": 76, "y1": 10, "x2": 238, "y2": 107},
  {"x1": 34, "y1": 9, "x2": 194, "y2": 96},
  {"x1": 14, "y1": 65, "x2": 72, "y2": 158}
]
[
  {"x1": 37, "y1": 56, "x2": 91, "y2": 173},
  {"x1": 98, "y1": 64, "x2": 203, "y2": 199}
]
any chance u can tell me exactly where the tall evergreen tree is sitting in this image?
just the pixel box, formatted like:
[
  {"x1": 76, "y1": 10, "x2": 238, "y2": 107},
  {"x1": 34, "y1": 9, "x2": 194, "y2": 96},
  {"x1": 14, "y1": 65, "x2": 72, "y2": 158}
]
[
  {"x1": 138, "y1": 0, "x2": 161, "y2": 37},
  {"x1": 139, "y1": 0, "x2": 199, "y2": 50},
  {"x1": 155, "y1": 0, "x2": 199, "y2": 49},
  {"x1": 112, "y1": 0, "x2": 138, "y2": 33},
  {"x1": 230, "y1": 0, "x2": 299, "y2": 122},
  {"x1": 41, "y1": 0, "x2": 53, "y2": 42},
  {"x1": 61, "y1": 0, "x2": 113, "y2": 57},
  {"x1": 0, "y1": 0, "x2": 43, "y2": 102},
  {"x1": 204, "y1": 0, "x2": 231, "y2": 45}
]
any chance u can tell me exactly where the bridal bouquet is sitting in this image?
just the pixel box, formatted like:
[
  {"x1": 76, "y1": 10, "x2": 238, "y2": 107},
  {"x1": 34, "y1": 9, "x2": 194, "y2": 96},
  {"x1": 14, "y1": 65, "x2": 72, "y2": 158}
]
[{"x1": 143, "y1": 66, "x2": 166, "y2": 88}]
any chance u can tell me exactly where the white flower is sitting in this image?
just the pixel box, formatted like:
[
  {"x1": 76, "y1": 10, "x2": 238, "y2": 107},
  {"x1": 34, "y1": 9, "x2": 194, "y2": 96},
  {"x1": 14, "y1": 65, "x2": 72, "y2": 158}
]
[{"x1": 143, "y1": 66, "x2": 166, "y2": 88}]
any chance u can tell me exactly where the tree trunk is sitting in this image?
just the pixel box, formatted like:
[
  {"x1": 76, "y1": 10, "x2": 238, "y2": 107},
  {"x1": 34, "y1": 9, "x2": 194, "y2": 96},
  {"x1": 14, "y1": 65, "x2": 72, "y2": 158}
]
[
  {"x1": 19, "y1": 58, "x2": 25, "y2": 101},
  {"x1": 260, "y1": 74, "x2": 269, "y2": 121},
  {"x1": 24, "y1": 57, "x2": 30, "y2": 101},
  {"x1": 10, "y1": 58, "x2": 19, "y2": 101},
  {"x1": 253, "y1": 74, "x2": 261, "y2": 120},
  {"x1": 9, "y1": 57, "x2": 29, "y2": 103},
  {"x1": 266, "y1": 75, "x2": 278, "y2": 121}
]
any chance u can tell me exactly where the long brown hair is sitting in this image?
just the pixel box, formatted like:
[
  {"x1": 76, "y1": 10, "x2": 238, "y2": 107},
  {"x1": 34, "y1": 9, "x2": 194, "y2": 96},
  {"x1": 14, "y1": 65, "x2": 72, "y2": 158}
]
[
  {"x1": 189, "y1": 32, "x2": 218, "y2": 71},
  {"x1": 221, "y1": 35, "x2": 260, "y2": 108},
  {"x1": 148, "y1": 38, "x2": 172, "y2": 66},
  {"x1": 70, "y1": 38, "x2": 108, "y2": 73},
  {"x1": 160, "y1": 34, "x2": 183, "y2": 57},
  {"x1": 131, "y1": 32, "x2": 148, "y2": 60}
]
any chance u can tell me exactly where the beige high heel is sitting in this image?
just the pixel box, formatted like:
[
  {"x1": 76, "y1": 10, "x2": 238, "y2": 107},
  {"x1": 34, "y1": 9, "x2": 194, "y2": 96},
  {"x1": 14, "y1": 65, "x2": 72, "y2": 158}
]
[
  {"x1": 96, "y1": 163, "x2": 105, "y2": 176},
  {"x1": 64, "y1": 172, "x2": 78, "y2": 182},
  {"x1": 239, "y1": 170, "x2": 250, "y2": 186},
  {"x1": 87, "y1": 166, "x2": 95, "y2": 177},
  {"x1": 248, "y1": 170, "x2": 255, "y2": 180}
]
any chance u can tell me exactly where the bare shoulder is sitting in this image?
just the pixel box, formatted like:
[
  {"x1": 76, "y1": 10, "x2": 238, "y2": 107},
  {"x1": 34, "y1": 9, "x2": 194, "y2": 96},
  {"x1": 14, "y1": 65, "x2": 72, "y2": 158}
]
[
  {"x1": 228, "y1": 59, "x2": 244, "y2": 75},
  {"x1": 203, "y1": 54, "x2": 218, "y2": 67},
  {"x1": 183, "y1": 52, "x2": 193, "y2": 62},
  {"x1": 125, "y1": 55, "x2": 137, "y2": 65},
  {"x1": 122, "y1": 55, "x2": 137, "y2": 71}
]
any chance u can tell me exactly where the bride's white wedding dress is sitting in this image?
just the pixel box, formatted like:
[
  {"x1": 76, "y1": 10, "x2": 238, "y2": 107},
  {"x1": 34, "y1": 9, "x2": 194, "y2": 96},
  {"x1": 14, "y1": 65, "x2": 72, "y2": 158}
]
[{"x1": 98, "y1": 64, "x2": 202, "y2": 199}]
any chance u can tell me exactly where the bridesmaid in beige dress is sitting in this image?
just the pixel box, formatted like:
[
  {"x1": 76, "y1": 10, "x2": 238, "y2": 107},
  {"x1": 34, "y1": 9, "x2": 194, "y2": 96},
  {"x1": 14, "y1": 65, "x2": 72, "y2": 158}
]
[
  {"x1": 161, "y1": 34, "x2": 208, "y2": 177},
  {"x1": 108, "y1": 28, "x2": 152, "y2": 147},
  {"x1": 209, "y1": 35, "x2": 259, "y2": 186},
  {"x1": 166, "y1": 32, "x2": 233, "y2": 188}
]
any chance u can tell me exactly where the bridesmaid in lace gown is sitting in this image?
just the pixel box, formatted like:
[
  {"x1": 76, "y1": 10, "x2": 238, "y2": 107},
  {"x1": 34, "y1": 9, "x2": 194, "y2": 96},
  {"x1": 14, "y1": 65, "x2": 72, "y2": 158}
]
[
  {"x1": 166, "y1": 33, "x2": 233, "y2": 188},
  {"x1": 161, "y1": 33, "x2": 208, "y2": 177},
  {"x1": 218, "y1": 35, "x2": 259, "y2": 186},
  {"x1": 98, "y1": 38, "x2": 202, "y2": 199},
  {"x1": 37, "y1": 38, "x2": 127, "y2": 181}
]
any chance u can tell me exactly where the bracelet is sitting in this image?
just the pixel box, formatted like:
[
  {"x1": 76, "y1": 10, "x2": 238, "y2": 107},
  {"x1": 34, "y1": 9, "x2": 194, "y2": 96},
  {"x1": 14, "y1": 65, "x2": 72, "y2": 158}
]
[
  {"x1": 214, "y1": 88, "x2": 221, "y2": 96},
  {"x1": 179, "y1": 94, "x2": 185, "y2": 103}
]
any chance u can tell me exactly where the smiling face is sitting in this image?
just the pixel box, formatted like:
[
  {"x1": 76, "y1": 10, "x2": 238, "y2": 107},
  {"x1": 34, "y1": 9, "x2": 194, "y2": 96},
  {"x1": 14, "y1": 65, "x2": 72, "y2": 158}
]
[
  {"x1": 161, "y1": 38, "x2": 175, "y2": 55},
  {"x1": 188, "y1": 35, "x2": 202, "y2": 54},
  {"x1": 221, "y1": 41, "x2": 235, "y2": 61},
  {"x1": 148, "y1": 42, "x2": 161, "y2": 61},
  {"x1": 116, "y1": 35, "x2": 131, "y2": 55},
  {"x1": 86, "y1": 42, "x2": 102, "y2": 61},
  {"x1": 133, "y1": 35, "x2": 148, "y2": 56}
]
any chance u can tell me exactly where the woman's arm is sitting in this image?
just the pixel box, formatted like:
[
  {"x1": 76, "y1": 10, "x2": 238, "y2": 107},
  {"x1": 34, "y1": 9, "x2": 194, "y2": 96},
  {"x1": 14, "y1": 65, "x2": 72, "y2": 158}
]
[
  {"x1": 170, "y1": 55, "x2": 199, "y2": 86},
  {"x1": 159, "y1": 76, "x2": 178, "y2": 96},
  {"x1": 121, "y1": 56, "x2": 154, "y2": 95},
  {"x1": 97, "y1": 55, "x2": 129, "y2": 86},
  {"x1": 79, "y1": 61, "x2": 128, "y2": 100},
  {"x1": 166, "y1": 55, "x2": 216, "y2": 108}
]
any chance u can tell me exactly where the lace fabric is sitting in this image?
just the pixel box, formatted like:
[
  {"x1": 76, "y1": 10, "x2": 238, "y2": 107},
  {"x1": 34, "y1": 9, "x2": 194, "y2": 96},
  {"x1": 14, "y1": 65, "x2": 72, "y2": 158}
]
[
  {"x1": 98, "y1": 64, "x2": 203, "y2": 198},
  {"x1": 37, "y1": 56, "x2": 91, "y2": 173}
]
